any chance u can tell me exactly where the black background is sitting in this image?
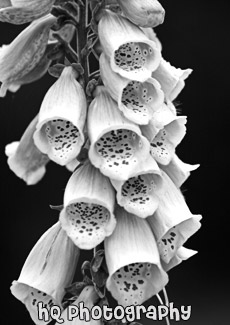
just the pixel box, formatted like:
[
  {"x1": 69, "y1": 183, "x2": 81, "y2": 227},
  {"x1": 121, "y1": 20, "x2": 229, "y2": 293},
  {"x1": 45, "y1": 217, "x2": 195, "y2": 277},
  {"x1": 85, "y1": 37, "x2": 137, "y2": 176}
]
[{"x1": 1, "y1": 1, "x2": 229, "y2": 324}]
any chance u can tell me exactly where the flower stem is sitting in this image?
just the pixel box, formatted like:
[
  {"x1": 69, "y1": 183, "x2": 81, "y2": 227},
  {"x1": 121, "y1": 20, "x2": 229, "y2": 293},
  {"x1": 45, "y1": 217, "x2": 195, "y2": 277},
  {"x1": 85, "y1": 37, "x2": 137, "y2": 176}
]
[
  {"x1": 156, "y1": 293, "x2": 171, "y2": 325},
  {"x1": 76, "y1": 0, "x2": 89, "y2": 89}
]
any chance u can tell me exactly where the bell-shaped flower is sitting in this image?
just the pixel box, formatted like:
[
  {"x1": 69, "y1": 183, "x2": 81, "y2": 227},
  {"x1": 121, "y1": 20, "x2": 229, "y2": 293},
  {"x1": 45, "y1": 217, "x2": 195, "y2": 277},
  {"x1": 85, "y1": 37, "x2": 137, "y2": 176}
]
[
  {"x1": 5, "y1": 115, "x2": 49, "y2": 185},
  {"x1": 59, "y1": 161, "x2": 116, "y2": 250},
  {"x1": 152, "y1": 58, "x2": 192, "y2": 101},
  {"x1": 105, "y1": 207, "x2": 168, "y2": 306},
  {"x1": 140, "y1": 101, "x2": 177, "y2": 141},
  {"x1": 147, "y1": 171, "x2": 202, "y2": 264},
  {"x1": 98, "y1": 10, "x2": 161, "y2": 82},
  {"x1": 160, "y1": 154, "x2": 200, "y2": 187},
  {"x1": 33, "y1": 66, "x2": 87, "y2": 166},
  {"x1": 0, "y1": 14, "x2": 56, "y2": 97},
  {"x1": 161, "y1": 246, "x2": 198, "y2": 272},
  {"x1": 1, "y1": 43, "x2": 56, "y2": 96},
  {"x1": 117, "y1": 0, "x2": 165, "y2": 28},
  {"x1": 0, "y1": 0, "x2": 55, "y2": 25},
  {"x1": 148, "y1": 115, "x2": 187, "y2": 165},
  {"x1": 55, "y1": 286, "x2": 101, "y2": 325},
  {"x1": 88, "y1": 87, "x2": 151, "y2": 181},
  {"x1": 111, "y1": 155, "x2": 163, "y2": 218},
  {"x1": 141, "y1": 27, "x2": 162, "y2": 51},
  {"x1": 99, "y1": 52, "x2": 164, "y2": 125},
  {"x1": 10, "y1": 222, "x2": 80, "y2": 325}
]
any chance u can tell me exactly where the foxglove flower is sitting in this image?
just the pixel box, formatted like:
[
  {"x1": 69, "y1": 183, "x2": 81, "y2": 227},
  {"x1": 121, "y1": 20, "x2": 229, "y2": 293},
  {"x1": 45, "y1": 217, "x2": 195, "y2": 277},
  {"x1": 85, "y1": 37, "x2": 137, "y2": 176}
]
[
  {"x1": 105, "y1": 207, "x2": 168, "y2": 306},
  {"x1": 160, "y1": 154, "x2": 200, "y2": 187},
  {"x1": 11, "y1": 222, "x2": 80, "y2": 325},
  {"x1": 140, "y1": 101, "x2": 177, "y2": 142},
  {"x1": 161, "y1": 247, "x2": 198, "y2": 272},
  {"x1": 141, "y1": 27, "x2": 162, "y2": 51},
  {"x1": 33, "y1": 66, "x2": 86, "y2": 166},
  {"x1": 5, "y1": 115, "x2": 49, "y2": 185},
  {"x1": 98, "y1": 10, "x2": 161, "y2": 82},
  {"x1": 99, "y1": 52, "x2": 164, "y2": 125},
  {"x1": 0, "y1": 14, "x2": 56, "y2": 97},
  {"x1": 117, "y1": 0, "x2": 165, "y2": 28},
  {"x1": 1, "y1": 43, "x2": 56, "y2": 95},
  {"x1": 88, "y1": 87, "x2": 151, "y2": 181},
  {"x1": 60, "y1": 162, "x2": 116, "y2": 250},
  {"x1": 0, "y1": 0, "x2": 55, "y2": 25},
  {"x1": 56, "y1": 286, "x2": 101, "y2": 325},
  {"x1": 111, "y1": 155, "x2": 163, "y2": 218},
  {"x1": 153, "y1": 58, "x2": 192, "y2": 101},
  {"x1": 149, "y1": 115, "x2": 187, "y2": 165},
  {"x1": 147, "y1": 171, "x2": 202, "y2": 264}
]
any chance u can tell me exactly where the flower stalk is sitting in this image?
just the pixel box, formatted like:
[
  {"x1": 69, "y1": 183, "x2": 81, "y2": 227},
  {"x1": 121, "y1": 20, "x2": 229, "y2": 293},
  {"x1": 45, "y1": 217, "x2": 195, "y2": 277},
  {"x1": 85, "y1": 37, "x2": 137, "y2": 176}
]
[{"x1": 3, "y1": 2, "x2": 202, "y2": 325}]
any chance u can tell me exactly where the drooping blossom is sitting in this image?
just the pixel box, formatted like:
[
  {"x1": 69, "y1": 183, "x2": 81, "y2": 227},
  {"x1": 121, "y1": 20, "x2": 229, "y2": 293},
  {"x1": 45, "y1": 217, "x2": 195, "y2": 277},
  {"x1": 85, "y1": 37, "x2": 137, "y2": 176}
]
[
  {"x1": 98, "y1": 10, "x2": 161, "y2": 82},
  {"x1": 11, "y1": 222, "x2": 80, "y2": 325},
  {"x1": 60, "y1": 162, "x2": 116, "y2": 250},
  {"x1": 33, "y1": 66, "x2": 87, "y2": 166},
  {"x1": 100, "y1": 52, "x2": 164, "y2": 125},
  {"x1": 5, "y1": 115, "x2": 49, "y2": 185},
  {"x1": 88, "y1": 86, "x2": 151, "y2": 181},
  {"x1": 0, "y1": 14, "x2": 56, "y2": 97},
  {"x1": 117, "y1": 0, "x2": 165, "y2": 28},
  {"x1": 105, "y1": 207, "x2": 168, "y2": 306}
]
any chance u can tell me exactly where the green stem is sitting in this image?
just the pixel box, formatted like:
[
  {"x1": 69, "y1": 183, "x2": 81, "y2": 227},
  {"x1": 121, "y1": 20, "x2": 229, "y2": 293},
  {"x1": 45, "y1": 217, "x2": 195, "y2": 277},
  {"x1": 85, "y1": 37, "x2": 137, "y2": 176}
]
[{"x1": 76, "y1": 0, "x2": 89, "y2": 89}]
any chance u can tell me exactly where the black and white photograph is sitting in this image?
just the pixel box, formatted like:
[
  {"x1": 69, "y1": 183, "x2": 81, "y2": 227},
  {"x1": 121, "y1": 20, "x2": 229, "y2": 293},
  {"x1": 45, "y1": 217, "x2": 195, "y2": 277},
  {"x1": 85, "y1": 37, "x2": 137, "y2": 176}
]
[{"x1": 1, "y1": 1, "x2": 228, "y2": 324}]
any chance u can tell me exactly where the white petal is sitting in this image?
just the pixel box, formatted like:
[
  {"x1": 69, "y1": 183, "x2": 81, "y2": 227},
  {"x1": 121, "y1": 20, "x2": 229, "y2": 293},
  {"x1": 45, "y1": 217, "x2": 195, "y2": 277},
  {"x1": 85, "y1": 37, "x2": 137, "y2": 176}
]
[
  {"x1": 105, "y1": 207, "x2": 168, "y2": 306},
  {"x1": 60, "y1": 162, "x2": 116, "y2": 250},
  {"x1": 88, "y1": 87, "x2": 151, "y2": 181},
  {"x1": 147, "y1": 171, "x2": 202, "y2": 263},
  {"x1": 150, "y1": 116, "x2": 187, "y2": 165},
  {"x1": 5, "y1": 115, "x2": 49, "y2": 185},
  {"x1": 162, "y1": 246, "x2": 198, "y2": 271},
  {"x1": 34, "y1": 66, "x2": 86, "y2": 166},
  {"x1": 98, "y1": 10, "x2": 161, "y2": 81},
  {"x1": 11, "y1": 222, "x2": 80, "y2": 325},
  {"x1": 100, "y1": 53, "x2": 164, "y2": 125},
  {"x1": 111, "y1": 155, "x2": 163, "y2": 218},
  {"x1": 160, "y1": 154, "x2": 200, "y2": 187},
  {"x1": 153, "y1": 58, "x2": 192, "y2": 100}
]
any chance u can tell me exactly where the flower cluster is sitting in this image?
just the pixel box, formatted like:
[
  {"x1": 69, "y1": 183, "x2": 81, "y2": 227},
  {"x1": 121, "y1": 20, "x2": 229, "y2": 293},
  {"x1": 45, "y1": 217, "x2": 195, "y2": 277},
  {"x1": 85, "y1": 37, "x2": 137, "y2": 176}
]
[{"x1": 2, "y1": 1, "x2": 202, "y2": 324}]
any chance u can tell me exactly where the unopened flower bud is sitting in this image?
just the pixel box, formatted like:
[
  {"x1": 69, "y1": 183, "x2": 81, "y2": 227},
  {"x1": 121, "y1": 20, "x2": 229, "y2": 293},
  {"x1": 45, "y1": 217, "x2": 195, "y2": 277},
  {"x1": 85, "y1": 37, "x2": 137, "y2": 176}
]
[
  {"x1": 0, "y1": 0, "x2": 55, "y2": 24},
  {"x1": 0, "y1": 14, "x2": 56, "y2": 97},
  {"x1": 117, "y1": 0, "x2": 165, "y2": 28}
]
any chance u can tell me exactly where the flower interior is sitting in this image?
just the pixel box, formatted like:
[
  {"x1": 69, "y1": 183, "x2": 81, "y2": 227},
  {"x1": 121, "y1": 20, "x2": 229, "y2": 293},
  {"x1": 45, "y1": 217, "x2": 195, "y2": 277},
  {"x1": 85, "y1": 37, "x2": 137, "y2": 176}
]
[
  {"x1": 111, "y1": 262, "x2": 155, "y2": 305},
  {"x1": 121, "y1": 173, "x2": 159, "y2": 208},
  {"x1": 114, "y1": 42, "x2": 153, "y2": 73},
  {"x1": 96, "y1": 129, "x2": 142, "y2": 168},
  {"x1": 21, "y1": 285, "x2": 56, "y2": 322},
  {"x1": 65, "y1": 202, "x2": 110, "y2": 247},
  {"x1": 150, "y1": 128, "x2": 173, "y2": 164},
  {"x1": 158, "y1": 226, "x2": 179, "y2": 263},
  {"x1": 121, "y1": 81, "x2": 156, "y2": 119},
  {"x1": 41, "y1": 118, "x2": 80, "y2": 162}
]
